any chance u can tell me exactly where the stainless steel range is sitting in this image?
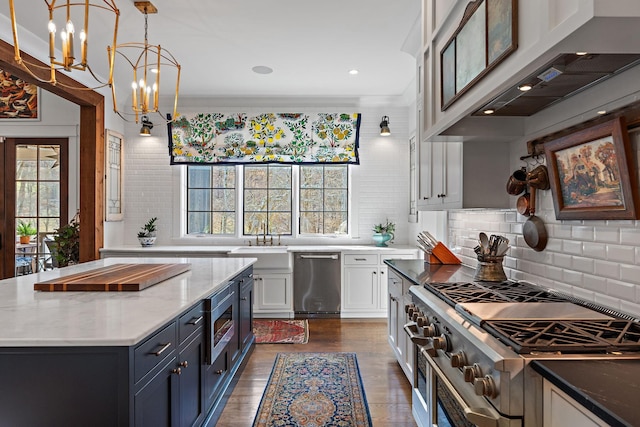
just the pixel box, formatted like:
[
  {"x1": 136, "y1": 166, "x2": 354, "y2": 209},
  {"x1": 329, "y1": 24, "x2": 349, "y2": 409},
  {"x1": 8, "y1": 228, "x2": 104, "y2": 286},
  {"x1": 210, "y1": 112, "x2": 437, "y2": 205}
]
[{"x1": 404, "y1": 279, "x2": 640, "y2": 427}]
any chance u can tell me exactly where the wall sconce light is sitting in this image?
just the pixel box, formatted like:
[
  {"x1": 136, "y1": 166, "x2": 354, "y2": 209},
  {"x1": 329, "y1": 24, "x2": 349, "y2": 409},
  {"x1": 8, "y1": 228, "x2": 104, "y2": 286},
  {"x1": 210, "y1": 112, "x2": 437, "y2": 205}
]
[
  {"x1": 379, "y1": 116, "x2": 391, "y2": 136},
  {"x1": 139, "y1": 116, "x2": 153, "y2": 136}
]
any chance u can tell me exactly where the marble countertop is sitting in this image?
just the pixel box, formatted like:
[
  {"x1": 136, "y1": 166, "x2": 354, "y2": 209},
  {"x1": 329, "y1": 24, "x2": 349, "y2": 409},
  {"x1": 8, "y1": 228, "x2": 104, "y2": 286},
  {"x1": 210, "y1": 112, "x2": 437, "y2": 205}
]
[
  {"x1": 100, "y1": 244, "x2": 420, "y2": 254},
  {"x1": 0, "y1": 257, "x2": 256, "y2": 347},
  {"x1": 532, "y1": 359, "x2": 640, "y2": 427},
  {"x1": 383, "y1": 259, "x2": 475, "y2": 285}
]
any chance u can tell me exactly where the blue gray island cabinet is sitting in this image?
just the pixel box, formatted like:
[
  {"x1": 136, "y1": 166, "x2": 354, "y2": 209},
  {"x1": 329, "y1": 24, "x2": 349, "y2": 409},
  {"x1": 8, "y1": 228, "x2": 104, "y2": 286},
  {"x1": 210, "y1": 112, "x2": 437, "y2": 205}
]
[{"x1": 0, "y1": 257, "x2": 256, "y2": 427}]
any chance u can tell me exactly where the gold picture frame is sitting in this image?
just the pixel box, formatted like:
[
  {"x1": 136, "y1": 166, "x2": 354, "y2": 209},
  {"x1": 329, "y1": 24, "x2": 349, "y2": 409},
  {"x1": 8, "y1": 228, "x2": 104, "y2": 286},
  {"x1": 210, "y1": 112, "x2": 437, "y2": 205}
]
[{"x1": 544, "y1": 117, "x2": 639, "y2": 220}]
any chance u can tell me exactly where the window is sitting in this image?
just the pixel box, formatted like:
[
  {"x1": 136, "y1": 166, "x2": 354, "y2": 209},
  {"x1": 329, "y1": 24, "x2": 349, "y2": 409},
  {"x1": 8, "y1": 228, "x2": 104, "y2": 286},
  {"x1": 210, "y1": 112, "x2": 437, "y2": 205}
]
[
  {"x1": 187, "y1": 166, "x2": 236, "y2": 235},
  {"x1": 184, "y1": 164, "x2": 349, "y2": 237},
  {"x1": 243, "y1": 165, "x2": 292, "y2": 235},
  {"x1": 299, "y1": 165, "x2": 348, "y2": 234}
]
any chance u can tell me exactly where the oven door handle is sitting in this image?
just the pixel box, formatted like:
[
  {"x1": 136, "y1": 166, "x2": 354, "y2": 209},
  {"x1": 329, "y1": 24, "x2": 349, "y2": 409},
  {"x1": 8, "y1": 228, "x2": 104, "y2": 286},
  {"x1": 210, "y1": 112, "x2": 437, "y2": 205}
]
[
  {"x1": 403, "y1": 321, "x2": 430, "y2": 346},
  {"x1": 423, "y1": 348, "x2": 500, "y2": 427}
]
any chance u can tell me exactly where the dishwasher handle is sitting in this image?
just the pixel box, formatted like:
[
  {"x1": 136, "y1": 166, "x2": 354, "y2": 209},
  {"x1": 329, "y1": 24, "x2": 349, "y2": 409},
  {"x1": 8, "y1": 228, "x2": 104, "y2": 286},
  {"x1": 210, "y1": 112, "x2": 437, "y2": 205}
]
[{"x1": 298, "y1": 254, "x2": 339, "y2": 260}]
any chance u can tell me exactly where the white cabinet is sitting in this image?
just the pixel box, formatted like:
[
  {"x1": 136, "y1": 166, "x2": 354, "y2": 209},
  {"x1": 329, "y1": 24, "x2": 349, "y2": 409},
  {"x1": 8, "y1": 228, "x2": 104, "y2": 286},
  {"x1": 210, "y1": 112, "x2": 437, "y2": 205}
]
[
  {"x1": 342, "y1": 251, "x2": 418, "y2": 318},
  {"x1": 253, "y1": 272, "x2": 293, "y2": 318},
  {"x1": 387, "y1": 268, "x2": 415, "y2": 384},
  {"x1": 543, "y1": 380, "x2": 608, "y2": 427},
  {"x1": 418, "y1": 140, "x2": 462, "y2": 210}
]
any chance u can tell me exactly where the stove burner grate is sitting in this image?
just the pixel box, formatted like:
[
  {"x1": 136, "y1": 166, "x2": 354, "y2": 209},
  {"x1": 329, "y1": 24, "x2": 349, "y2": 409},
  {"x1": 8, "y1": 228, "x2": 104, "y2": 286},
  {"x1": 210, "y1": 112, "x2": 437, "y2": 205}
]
[
  {"x1": 483, "y1": 319, "x2": 640, "y2": 354},
  {"x1": 425, "y1": 281, "x2": 567, "y2": 305}
]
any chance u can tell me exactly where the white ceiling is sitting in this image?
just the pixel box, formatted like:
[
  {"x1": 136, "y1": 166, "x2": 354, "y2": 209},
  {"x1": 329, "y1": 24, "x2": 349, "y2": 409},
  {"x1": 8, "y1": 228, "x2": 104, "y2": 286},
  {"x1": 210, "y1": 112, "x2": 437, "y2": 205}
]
[{"x1": 1, "y1": 0, "x2": 420, "y2": 102}]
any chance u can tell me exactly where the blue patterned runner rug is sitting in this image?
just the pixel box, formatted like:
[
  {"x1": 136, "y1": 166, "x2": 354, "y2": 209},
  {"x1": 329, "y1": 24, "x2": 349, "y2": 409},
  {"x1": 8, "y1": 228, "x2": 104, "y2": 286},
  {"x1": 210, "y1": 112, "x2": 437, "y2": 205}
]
[{"x1": 252, "y1": 352, "x2": 373, "y2": 427}]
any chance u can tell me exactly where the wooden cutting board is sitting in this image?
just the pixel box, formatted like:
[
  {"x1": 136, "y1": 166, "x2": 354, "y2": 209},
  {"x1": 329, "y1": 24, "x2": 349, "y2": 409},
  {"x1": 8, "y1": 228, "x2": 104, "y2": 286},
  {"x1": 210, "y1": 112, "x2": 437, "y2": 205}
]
[{"x1": 34, "y1": 263, "x2": 191, "y2": 292}]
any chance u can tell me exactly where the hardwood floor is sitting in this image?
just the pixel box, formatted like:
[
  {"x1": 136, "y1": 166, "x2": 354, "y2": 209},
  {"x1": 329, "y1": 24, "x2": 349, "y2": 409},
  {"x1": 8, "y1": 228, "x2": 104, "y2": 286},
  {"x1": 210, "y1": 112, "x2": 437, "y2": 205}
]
[{"x1": 216, "y1": 318, "x2": 416, "y2": 426}]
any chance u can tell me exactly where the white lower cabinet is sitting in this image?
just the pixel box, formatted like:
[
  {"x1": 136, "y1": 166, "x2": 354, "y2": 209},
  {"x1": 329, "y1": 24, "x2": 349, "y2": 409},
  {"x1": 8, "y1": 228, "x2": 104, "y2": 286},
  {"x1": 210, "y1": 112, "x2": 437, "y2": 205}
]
[
  {"x1": 253, "y1": 272, "x2": 293, "y2": 318},
  {"x1": 342, "y1": 251, "x2": 418, "y2": 318},
  {"x1": 543, "y1": 380, "x2": 608, "y2": 427},
  {"x1": 387, "y1": 268, "x2": 415, "y2": 384}
]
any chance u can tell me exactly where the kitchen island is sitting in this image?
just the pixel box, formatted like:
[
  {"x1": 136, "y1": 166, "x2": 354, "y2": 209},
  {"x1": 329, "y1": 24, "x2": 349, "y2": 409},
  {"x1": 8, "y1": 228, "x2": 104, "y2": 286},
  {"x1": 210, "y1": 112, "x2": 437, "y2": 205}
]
[{"x1": 0, "y1": 257, "x2": 257, "y2": 427}]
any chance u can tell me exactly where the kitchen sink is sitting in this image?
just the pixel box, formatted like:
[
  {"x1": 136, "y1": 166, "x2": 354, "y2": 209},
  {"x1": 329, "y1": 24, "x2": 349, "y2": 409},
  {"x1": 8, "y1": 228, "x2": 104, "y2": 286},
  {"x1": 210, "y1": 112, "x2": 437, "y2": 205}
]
[{"x1": 228, "y1": 246, "x2": 291, "y2": 269}]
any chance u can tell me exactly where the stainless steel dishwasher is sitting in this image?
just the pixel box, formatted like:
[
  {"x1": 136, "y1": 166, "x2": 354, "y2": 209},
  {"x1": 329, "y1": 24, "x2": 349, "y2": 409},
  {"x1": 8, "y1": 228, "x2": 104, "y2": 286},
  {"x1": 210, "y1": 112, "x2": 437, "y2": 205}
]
[{"x1": 293, "y1": 252, "x2": 341, "y2": 317}]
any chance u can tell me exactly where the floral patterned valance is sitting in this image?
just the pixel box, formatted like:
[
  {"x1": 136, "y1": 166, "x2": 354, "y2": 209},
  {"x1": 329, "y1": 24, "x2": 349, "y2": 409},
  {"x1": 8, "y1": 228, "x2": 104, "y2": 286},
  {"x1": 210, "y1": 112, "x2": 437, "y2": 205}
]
[{"x1": 169, "y1": 112, "x2": 361, "y2": 164}]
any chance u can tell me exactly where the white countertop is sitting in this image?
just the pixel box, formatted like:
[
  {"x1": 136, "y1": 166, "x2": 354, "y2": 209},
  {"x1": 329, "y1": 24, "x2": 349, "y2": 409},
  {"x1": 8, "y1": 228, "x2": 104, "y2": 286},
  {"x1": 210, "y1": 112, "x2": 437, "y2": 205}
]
[
  {"x1": 100, "y1": 244, "x2": 420, "y2": 254},
  {"x1": 0, "y1": 257, "x2": 256, "y2": 347}
]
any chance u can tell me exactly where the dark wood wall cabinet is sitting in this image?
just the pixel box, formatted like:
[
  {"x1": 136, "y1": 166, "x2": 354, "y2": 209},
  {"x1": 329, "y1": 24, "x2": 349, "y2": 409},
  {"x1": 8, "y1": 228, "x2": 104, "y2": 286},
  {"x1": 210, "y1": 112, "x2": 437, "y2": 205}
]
[{"x1": 0, "y1": 267, "x2": 254, "y2": 427}]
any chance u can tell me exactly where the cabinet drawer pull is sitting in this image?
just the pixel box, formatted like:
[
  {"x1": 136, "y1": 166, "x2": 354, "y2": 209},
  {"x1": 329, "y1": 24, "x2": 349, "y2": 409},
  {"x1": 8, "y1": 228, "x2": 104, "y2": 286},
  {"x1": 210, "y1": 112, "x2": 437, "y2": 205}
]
[
  {"x1": 248, "y1": 273, "x2": 253, "y2": 278},
  {"x1": 172, "y1": 367, "x2": 182, "y2": 375},
  {"x1": 189, "y1": 316, "x2": 203, "y2": 325},
  {"x1": 240, "y1": 297, "x2": 247, "y2": 301},
  {"x1": 354, "y1": 258, "x2": 367, "y2": 261},
  {"x1": 179, "y1": 360, "x2": 188, "y2": 368},
  {"x1": 215, "y1": 370, "x2": 224, "y2": 375},
  {"x1": 152, "y1": 342, "x2": 172, "y2": 356}
]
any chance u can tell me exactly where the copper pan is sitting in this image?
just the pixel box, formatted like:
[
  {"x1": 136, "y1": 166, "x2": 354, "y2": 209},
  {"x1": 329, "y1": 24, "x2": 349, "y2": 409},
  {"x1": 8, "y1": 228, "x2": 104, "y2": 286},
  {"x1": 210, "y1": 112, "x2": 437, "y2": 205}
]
[
  {"x1": 516, "y1": 188, "x2": 531, "y2": 216},
  {"x1": 522, "y1": 186, "x2": 548, "y2": 251},
  {"x1": 527, "y1": 165, "x2": 550, "y2": 190}
]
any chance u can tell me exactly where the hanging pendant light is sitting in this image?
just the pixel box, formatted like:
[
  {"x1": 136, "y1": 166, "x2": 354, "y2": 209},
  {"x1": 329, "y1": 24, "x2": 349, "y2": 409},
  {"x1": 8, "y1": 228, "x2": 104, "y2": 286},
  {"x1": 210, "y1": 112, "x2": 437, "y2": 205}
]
[
  {"x1": 109, "y1": 1, "x2": 181, "y2": 123},
  {"x1": 8, "y1": 0, "x2": 120, "y2": 88}
]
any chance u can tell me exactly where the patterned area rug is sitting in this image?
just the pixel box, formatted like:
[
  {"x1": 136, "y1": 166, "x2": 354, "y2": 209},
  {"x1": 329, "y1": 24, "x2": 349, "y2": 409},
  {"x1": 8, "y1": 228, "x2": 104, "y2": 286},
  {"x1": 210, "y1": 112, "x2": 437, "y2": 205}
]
[
  {"x1": 253, "y1": 319, "x2": 309, "y2": 344},
  {"x1": 253, "y1": 352, "x2": 372, "y2": 427}
]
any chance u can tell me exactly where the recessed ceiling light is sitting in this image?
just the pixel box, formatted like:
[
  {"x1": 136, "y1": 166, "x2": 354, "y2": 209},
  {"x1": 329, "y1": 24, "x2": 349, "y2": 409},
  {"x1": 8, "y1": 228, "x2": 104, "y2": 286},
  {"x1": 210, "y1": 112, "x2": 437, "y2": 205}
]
[
  {"x1": 483, "y1": 109, "x2": 495, "y2": 115},
  {"x1": 576, "y1": 51, "x2": 588, "y2": 56},
  {"x1": 518, "y1": 84, "x2": 533, "y2": 92},
  {"x1": 252, "y1": 65, "x2": 273, "y2": 75},
  {"x1": 597, "y1": 110, "x2": 607, "y2": 115},
  {"x1": 349, "y1": 69, "x2": 359, "y2": 75}
]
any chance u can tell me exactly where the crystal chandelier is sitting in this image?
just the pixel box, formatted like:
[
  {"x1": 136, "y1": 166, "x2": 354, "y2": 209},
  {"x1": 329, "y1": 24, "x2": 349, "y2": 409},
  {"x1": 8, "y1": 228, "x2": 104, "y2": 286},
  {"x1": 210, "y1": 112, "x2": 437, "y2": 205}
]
[
  {"x1": 109, "y1": 1, "x2": 181, "y2": 123},
  {"x1": 8, "y1": 0, "x2": 120, "y2": 87}
]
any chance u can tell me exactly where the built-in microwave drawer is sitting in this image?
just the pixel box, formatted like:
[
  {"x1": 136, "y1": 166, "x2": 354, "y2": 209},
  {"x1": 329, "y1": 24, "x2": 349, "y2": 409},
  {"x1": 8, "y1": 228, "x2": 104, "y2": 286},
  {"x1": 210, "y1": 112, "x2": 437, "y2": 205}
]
[
  {"x1": 343, "y1": 253, "x2": 378, "y2": 265},
  {"x1": 178, "y1": 301, "x2": 205, "y2": 344},
  {"x1": 134, "y1": 322, "x2": 177, "y2": 383}
]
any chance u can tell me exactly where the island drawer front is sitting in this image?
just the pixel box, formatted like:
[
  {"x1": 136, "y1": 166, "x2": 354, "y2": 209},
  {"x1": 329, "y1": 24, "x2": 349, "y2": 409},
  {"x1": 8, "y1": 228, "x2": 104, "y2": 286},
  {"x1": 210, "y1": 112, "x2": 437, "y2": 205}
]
[
  {"x1": 343, "y1": 254, "x2": 378, "y2": 265},
  {"x1": 135, "y1": 322, "x2": 177, "y2": 383},
  {"x1": 179, "y1": 301, "x2": 205, "y2": 344}
]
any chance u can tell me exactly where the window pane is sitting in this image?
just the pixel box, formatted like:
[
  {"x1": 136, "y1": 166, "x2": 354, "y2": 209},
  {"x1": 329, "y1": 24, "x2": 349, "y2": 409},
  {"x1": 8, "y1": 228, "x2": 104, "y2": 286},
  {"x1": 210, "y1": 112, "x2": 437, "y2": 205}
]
[
  {"x1": 326, "y1": 212, "x2": 347, "y2": 234},
  {"x1": 269, "y1": 166, "x2": 291, "y2": 188},
  {"x1": 39, "y1": 146, "x2": 60, "y2": 180},
  {"x1": 300, "y1": 166, "x2": 323, "y2": 188},
  {"x1": 300, "y1": 212, "x2": 322, "y2": 234},
  {"x1": 186, "y1": 165, "x2": 236, "y2": 235},
  {"x1": 188, "y1": 189, "x2": 211, "y2": 211},
  {"x1": 212, "y1": 212, "x2": 235, "y2": 234},
  {"x1": 325, "y1": 166, "x2": 348, "y2": 188},
  {"x1": 188, "y1": 212, "x2": 211, "y2": 234},
  {"x1": 244, "y1": 166, "x2": 268, "y2": 188},
  {"x1": 245, "y1": 189, "x2": 268, "y2": 211},
  {"x1": 325, "y1": 189, "x2": 347, "y2": 211},
  {"x1": 39, "y1": 218, "x2": 59, "y2": 234},
  {"x1": 213, "y1": 189, "x2": 236, "y2": 212},
  {"x1": 269, "y1": 212, "x2": 291, "y2": 234},
  {"x1": 38, "y1": 182, "x2": 60, "y2": 217},
  {"x1": 297, "y1": 165, "x2": 348, "y2": 235},
  {"x1": 268, "y1": 189, "x2": 291, "y2": 211},
  {"x1": 16, "y1": 145, "x2": 37, "y2": 180},
  {"x1": 16, "y1": 182, "x2": 37, "y2": 217},
  {"x1": 244, "y1": 212, "x2": 268, "y2": 235},
  {"x1": 188, "y1": 167, "x2": 211, "y2": 188}
]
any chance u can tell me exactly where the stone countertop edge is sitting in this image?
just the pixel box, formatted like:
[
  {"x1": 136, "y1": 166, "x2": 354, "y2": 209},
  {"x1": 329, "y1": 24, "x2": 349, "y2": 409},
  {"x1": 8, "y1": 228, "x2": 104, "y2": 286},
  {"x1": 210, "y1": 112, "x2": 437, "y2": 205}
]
[
  {"x1": 0, "y1": 257, "x2": 257, "y2": 348},
  {"x1": 99, "y1": 244, "x2": 420, "y2": 254},
  {"x1": 383, "y1": 258, "x2": 475, "y2": 285},
  {"x1": 531, "y1": 359, "x2": 639, "y2": 427}
]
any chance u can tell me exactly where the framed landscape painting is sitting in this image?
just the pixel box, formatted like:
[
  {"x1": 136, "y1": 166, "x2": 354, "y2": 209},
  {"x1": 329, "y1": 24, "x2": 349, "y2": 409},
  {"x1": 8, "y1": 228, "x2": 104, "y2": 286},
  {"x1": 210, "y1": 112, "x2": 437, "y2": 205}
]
[{"x1": 544, "y1": 117, "x2": 639, "y2": 220}]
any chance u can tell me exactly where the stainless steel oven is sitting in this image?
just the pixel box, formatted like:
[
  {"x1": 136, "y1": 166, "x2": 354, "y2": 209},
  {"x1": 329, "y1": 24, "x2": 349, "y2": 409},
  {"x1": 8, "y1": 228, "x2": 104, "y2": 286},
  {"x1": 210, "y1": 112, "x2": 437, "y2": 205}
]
[{"x1": 204, "y1": 282, "x2": 236, "y2": 364}]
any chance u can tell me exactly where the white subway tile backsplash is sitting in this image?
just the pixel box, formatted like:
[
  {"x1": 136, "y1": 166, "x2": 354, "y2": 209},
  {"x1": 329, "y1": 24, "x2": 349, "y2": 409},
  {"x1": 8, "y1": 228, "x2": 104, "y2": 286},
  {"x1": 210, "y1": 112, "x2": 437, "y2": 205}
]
[
  {"x1": 606, "y1": 245, "x2": 635, "y2": 264},
  {"x1": 449, "y1": 207, "x2": 640, "y2": 317}
]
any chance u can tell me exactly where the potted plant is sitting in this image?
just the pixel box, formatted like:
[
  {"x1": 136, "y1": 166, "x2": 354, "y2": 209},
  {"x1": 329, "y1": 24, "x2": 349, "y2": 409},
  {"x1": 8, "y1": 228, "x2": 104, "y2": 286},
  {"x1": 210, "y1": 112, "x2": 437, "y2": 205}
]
[
  {"x1": 372, "y1": 219, "x2": 395, "y2": 247},
  {"x1": 53, "y1": 217, "x2": 80, "y2": 267},
  {"x1": 17, "y1": 220, "x2": 37, "y2": 244},
  {"x1": 137, "y1": 217, "x2": 158, "y2": 247}
]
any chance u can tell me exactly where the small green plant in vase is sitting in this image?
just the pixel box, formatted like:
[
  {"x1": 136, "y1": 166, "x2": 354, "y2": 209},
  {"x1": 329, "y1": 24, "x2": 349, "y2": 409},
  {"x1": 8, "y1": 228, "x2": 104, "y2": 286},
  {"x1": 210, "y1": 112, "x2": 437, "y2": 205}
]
[
  {"x1": 372, "y1": 219, "x2": 395, "y2": 247},
  {"x1": 137, "y1": 217, "x2": 158, "y2": 247},
  {"x1": 17, "y1": 220, "x2": 37, "y2": 244}
]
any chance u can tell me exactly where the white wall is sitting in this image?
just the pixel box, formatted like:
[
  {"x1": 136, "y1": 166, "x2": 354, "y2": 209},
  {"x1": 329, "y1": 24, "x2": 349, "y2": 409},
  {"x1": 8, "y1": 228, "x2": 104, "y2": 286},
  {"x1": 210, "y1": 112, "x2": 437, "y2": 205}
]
[{"x1": 117, "y1": 101, "x2": 413, "y2": 247}]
